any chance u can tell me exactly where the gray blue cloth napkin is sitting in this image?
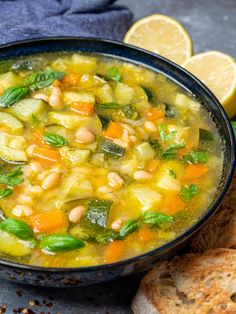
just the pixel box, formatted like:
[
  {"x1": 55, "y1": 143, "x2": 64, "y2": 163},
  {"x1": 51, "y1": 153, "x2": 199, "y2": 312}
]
[{"x1": 0, "y1": 0, "x2": 132, "y2": 44}]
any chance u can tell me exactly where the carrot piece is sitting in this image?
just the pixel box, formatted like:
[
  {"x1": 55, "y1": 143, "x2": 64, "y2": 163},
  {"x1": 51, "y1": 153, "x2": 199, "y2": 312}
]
[
  {"x1": 29, "y1": 209, "x2": 68, "y2": 233},
  {"x1": 105, "y1": 240, "x2": 125, "y2": 263},
  {"x1": 147, "y1": 159, "x2": 160, "y2": 173},
  {"x1": 71, "y1": 102, "x2": 94, "y2": 116},
  {"x1": 137, "y1": 226, "x2": 155, "y2": 243},
  {"x1": 62, "y1": 73, "x2": 81, "y2": 85},
  {"x1": 185, "y1": 164, "x2": 208, "y2": 179},
  {"x1": 163, "y1": 193, "x2": 186, "y2": 215},
  {"x1": 104, "y1": 121, "x2": 123, "y2": 139},
  {"x1": 33, "y1": 146, "x2": 60, "y2": 163},
  {"x1": 147, "y1": 108, "x2": 164, "y2": 121}
]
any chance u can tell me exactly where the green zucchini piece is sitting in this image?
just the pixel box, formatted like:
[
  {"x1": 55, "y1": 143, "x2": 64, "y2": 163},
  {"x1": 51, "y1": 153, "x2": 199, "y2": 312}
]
[
  {"x1": 47, "y1": 111, "x2": 102, "y2": 135},
  {"x1": 7, "y1": 98, "x2": 46, "y2": 123},
  {"x1": 199, "y1": 128, "x2": 214, "y2": 141},
  {"x1": 0, "y1": 112, "x2": 23, "y2": 134},
  {"x1": 101, "y1": 138, "x2": 125, "y2": 157},
  {"x1": 85, "y1": 199, "x2": 113, "y2": 228},
  {"x1": 0, "y1": 133, "x2": 27, "y2": 163}
]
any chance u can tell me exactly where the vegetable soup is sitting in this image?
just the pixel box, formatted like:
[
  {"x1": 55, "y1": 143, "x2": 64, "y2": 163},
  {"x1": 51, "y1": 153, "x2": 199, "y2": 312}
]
[{"x1": 0, "y1": 53, "x2": 223, "y2": 267}]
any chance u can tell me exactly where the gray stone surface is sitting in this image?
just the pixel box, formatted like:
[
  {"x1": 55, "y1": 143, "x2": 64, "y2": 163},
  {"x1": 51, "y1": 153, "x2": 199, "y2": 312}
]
[{"x1": 0, "y1": 0, "x2": 236, "y2": 313}]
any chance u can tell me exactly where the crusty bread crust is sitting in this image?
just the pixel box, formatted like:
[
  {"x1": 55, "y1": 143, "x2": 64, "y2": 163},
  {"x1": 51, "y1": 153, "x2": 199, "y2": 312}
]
[
  {"x1": 132, "y1": 249, "x2": 236, "y2": 314},
  {"x1": 191, "y1": 172, "x2": 236, "y2": 253}
]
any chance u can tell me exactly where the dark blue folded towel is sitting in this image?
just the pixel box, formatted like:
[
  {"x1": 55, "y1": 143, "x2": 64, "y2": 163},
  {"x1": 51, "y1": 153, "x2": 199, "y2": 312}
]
[{"x1": 0, "y1": 0, "x2": 132, "y2": 45}]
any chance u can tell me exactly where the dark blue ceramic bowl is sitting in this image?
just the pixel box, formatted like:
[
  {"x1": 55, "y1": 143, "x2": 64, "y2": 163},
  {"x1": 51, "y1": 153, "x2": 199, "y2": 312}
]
[{"x1": 0, "y1": 37, "x2": 235, "y2": 287}]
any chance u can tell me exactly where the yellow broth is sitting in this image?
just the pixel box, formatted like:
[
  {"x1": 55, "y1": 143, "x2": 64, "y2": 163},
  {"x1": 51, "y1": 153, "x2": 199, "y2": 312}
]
[{"x1": 0, "y1": 53, "x2": 223, "y2": 267}]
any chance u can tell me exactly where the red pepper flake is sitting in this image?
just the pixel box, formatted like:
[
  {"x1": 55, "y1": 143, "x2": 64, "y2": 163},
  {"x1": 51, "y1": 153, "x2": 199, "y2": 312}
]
[{"x1": 16, "y1": 290, "x2": 23, "y2": 297}]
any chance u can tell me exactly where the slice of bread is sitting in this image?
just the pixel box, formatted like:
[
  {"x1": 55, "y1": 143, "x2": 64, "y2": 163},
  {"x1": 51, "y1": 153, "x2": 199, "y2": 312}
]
[
  {"x1": 191, "y1": 172, "x2": 236, "y2": 253},
  {"x1": 132, "y1": 249, "x2": 236, "y2": 314}
]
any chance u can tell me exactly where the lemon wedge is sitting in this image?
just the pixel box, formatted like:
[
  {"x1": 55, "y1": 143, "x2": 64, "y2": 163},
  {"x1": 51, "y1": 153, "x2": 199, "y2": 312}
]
[
  {"x1": 183, "y1": 51, "x2": 236, "y2": 118},
  {"x1": 124, "y1": 14, "x2": 193, "y2": 65}
]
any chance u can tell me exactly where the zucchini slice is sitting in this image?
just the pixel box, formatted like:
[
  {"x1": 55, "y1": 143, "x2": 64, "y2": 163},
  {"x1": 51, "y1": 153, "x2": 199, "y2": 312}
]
[
  {"x1": 0, "y1": 133, "x2": 27, "y2": 163},
  {"x1": 0, "y1": 112, "x2": 24, "y2": 134},
  {"x1": 7, "y1": 98, "x2": 46, "y2": 123},
  {"x1": 47, "y1": 111, "x2": 102, "y2": 135}
]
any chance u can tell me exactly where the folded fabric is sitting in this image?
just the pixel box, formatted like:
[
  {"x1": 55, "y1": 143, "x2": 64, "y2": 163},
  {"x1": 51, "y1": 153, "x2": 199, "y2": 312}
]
[{"x1": 0, "y1": 0, "x2": 133, "y2": 45}]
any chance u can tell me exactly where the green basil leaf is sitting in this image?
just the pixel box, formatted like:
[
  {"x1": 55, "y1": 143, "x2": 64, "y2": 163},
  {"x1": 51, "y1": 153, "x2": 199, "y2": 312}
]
[
  {"x1": 108, "y1": 67, "x2": 122, "y2": 82},
  {"x1": 85, "y1": 199, "x2": 113, "y2": 228},
  {"x1": 0, "y1": 218, "x2": 34, "y2": 240},
  {"x1": 95, "y1": 229, "x2": 121, "y2": 243},
  {"x1": 182, "y1": 151, "x2": 208, "y2": 164},
  {"x1": 0, "y1": 167, "x2": 24, "y2": 186},
  {"x1": 0, "y1": 188, "x2": 13, "y2": 199},
  {"x1": 40, "y1": 234, "x2": 85, "y2": 252},
  {"x1": 43, "y1": 132, "x2": 68, "y2": 147},
  {"x1": 141, "y1": 212, "x2": 173, "y2": 225},
  {"x1": 0, "y1": 86, "x2": 30, "y2": 107},
  {"x1": 0, "y1": 60, "x2": 12, "y2": 74},
  {"x1": 119, "y1": 219, "x2": 139, "y2": 237},
  {"x1": 96, "y1": 102, "x2": 122, "y2": 110},
  {"x1": 25, "y1": 70, "x2": 65, "y2": 91},
  {"x1": 162, "y1": 143, "x2": 185, "y2": 160},
  {"x1": 181, "y1": 184, "x2": 199, "y2": 201},
  {"x1": 199, "y1": 128, "x2": 214, "y2": 141}
]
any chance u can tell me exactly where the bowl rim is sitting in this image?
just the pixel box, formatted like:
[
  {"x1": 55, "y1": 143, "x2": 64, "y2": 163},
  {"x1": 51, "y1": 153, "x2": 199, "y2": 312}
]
[{"x1": 0, "y1": 36, "x2": 235, "y2": 273}]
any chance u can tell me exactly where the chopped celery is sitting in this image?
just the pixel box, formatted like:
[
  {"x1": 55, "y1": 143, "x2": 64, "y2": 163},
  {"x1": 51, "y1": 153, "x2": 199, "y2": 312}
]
[
  {"x1": 156, "y1": 174, "x2": 181, "y2": 192},
  {"x1": 0, "y1": 112, "x2": 24, "y2": 134},
  {"x1": 0, "y1": 71, "x2": 23, "y2": 91},
  {"x1": 60, "y1": 147, "x2": 90, "y2": 165},
  {"x1": 95, "y1": 84, "x2": 114, "y2": 104},
  {"x1": 0, "y1": 230, "x2": 32, "y2": 256},
  {"x1": 63, "y1": 91, "x2": 95, "y2": 104},
  {"x1": 135, "y1": 142, "x2": 155, "y2": 165},
  {"x1": 114, "y1": 82, "x2": 134, "y2": 105},
  {"x1": 130, "y1": 186, "x2": 163, "y2": 212},
  {"x1": 0, "y1": 133, "x2": 27, "y2": 163},
  {"x1": 60, "y1": 171, "x2": 93, "y2": 202}
]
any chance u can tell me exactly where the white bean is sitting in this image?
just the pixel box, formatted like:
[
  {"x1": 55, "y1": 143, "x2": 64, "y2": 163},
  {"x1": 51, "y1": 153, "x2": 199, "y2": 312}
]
[
  {"x1": 144, "y1": 121, "x2": 156, "y2": 132},
  {"x1": 49, "y1": 93, "x2": 63, "y2": 108},
  {"x1": 69, "y1": 206, "x2": 86, "y2": 223},
  {"x1": 107, "y1": 172, "x2": 123, "y2": 189},
  {"x1": 12, "y1": 205, "x2": 33, "y2": 217},
  {"x1": 29, "y1": 161, "x2": 44, "y2": 173},
  {"x1": 17, "y1": 194, "x2": 34, "y2": 205},
  {"x1": 75, "y1": 127, "x2": 95, "y2": 144},
  {"x1": 42, "y1": 172, "x2": 61, "y2": 190},
  {"x1": 133, "y1": 170, "x2": 152, "y2": 181},
  {"x1": 26, "y1": 144, "x2": 37, "y2": 158},
  {"x1": 33, "y1": 93, "x2": 49, "y2": 102},
  {"x1": 24, "y1": 185, "x2": 43, "y2": 196},
  {"x1": 111, "y1": 219, "x2": 122, "y2": 230}
]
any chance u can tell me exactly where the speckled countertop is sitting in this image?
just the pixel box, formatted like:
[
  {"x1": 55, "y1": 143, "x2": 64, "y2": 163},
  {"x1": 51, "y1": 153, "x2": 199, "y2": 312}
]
[{"x1": 0, "y1": 0, "x2": 236, "y2": 313}]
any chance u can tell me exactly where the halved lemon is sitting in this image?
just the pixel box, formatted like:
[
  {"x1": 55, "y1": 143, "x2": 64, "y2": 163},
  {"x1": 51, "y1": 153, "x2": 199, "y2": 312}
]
[
  {"x1": 124, "y1": 14, "x2": 193, "y2": 65},
  {"x1": 183, "y1": 51, "x2": 236, "y2": 118}
]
